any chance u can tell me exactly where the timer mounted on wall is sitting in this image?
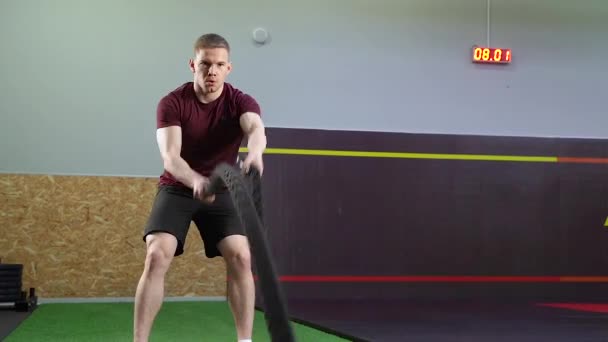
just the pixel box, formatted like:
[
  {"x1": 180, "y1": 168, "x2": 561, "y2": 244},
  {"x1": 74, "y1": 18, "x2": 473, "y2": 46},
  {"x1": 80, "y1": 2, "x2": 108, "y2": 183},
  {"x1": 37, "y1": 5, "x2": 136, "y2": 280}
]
[{"x1": 471, "y1": 46, "x2": 512, "y2": 64}]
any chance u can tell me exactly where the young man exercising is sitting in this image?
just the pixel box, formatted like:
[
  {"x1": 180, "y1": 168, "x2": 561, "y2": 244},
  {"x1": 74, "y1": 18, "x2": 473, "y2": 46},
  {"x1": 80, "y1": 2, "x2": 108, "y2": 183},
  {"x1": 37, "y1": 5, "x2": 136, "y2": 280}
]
[{"x1": 133, "y1": 33, "x2": 266, "y2": 342}]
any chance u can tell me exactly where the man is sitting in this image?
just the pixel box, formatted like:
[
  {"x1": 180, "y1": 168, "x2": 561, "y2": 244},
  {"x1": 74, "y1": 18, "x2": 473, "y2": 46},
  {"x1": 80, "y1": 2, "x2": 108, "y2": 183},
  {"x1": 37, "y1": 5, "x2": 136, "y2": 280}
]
[{"x1": 133, "y1": 33, "x2": 266, "y2": 342}]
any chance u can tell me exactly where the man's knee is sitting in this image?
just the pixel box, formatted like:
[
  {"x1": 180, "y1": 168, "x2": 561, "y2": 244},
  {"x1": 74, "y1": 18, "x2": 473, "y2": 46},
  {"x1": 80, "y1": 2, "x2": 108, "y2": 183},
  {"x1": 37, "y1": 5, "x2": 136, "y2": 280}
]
[
  {"x1": 227, "y1": 248, "x2": 252, "y2": 272},
  {"x1": 219, "y1": 235, "x2": 252, "y2": 273},
  {"x1": 144, "y1": 233, "x2": 177, "y2": 275}
]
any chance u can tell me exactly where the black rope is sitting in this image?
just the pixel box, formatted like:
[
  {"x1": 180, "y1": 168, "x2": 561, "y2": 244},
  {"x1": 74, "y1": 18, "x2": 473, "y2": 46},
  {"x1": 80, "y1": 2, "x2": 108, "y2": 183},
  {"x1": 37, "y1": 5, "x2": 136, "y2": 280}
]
[{"x1": 207, "y1": 163, "x2": 295, "y2": 342}]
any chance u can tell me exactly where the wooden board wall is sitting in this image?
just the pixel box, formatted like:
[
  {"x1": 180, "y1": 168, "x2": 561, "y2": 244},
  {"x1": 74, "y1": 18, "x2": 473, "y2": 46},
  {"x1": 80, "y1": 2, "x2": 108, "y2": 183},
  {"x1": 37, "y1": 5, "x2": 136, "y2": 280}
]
[{"x1": 0, "y1": 174, "x2": 226, "y2": 298}]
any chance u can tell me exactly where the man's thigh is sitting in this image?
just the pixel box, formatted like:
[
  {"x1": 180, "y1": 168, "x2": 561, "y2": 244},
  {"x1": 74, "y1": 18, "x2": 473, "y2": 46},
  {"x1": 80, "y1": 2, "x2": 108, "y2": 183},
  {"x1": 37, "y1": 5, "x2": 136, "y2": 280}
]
[
  {"x1": 144, "y1": 185, "x2": 200, "y2": 256},
  {"x1": 193, "y1": 191, "x2": 246, "y2": 258}
]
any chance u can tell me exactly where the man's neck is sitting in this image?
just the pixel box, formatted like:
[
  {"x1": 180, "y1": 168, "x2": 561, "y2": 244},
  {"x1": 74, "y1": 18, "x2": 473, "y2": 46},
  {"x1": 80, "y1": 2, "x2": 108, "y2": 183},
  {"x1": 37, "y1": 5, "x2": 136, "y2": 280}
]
[{"x1": 194, "y1": 82, "x2": 224, "y2": 104}]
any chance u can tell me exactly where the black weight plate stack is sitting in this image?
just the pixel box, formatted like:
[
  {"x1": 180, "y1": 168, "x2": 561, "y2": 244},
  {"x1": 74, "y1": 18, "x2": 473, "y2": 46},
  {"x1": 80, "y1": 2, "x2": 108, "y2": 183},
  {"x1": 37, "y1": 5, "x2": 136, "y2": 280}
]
[{"x1": 0, "y1": 264, "x2": 23, "y2": 304}]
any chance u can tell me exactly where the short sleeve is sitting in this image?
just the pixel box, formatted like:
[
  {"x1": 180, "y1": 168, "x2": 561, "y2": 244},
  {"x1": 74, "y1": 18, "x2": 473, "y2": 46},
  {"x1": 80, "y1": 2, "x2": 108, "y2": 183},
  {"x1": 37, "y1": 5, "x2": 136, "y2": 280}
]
[
  {"x1": 156, "y1": 95, "x2": 181, "y2": 128},
  {"x1": 235, "y1": 92, "x2": 261, "y2": 117}
]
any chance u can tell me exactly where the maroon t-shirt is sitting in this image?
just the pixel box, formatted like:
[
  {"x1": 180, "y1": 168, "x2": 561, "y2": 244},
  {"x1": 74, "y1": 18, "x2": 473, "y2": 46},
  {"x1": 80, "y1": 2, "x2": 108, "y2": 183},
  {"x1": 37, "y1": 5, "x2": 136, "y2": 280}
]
[{"x1": 156, "y1": 82, "x2": 261, "y2": 187}]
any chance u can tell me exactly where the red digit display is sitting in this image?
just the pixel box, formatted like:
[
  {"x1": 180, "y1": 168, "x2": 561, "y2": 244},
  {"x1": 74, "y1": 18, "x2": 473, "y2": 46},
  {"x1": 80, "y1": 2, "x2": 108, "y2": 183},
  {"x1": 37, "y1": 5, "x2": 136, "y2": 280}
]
[{"x1": 472, "y1": 46, "x2": 512, "y2": 64}]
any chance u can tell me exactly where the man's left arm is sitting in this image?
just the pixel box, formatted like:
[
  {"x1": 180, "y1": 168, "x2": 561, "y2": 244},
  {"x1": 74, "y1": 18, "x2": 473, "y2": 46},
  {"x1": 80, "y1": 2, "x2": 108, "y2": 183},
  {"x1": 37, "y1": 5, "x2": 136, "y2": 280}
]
[{"x1": 239, "y1": 112, "x2": 267, "y2": 174}]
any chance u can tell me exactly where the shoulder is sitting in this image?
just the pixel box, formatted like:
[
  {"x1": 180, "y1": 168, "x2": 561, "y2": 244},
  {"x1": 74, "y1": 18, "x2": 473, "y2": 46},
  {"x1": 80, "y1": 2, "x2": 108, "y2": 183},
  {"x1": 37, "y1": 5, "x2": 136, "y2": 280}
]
[
  {"x1": 223, "y1": 82, "x2": 254, "y2": 101},
  {"x1": 157, "y1": 83, "x2": 194, "y2": 127},
  {"x1": 223, "y1": 83, "x2": 261, "y2": 116},
  {"x1": 160, "y1": 82, "x2": 194, "y2": 104}
]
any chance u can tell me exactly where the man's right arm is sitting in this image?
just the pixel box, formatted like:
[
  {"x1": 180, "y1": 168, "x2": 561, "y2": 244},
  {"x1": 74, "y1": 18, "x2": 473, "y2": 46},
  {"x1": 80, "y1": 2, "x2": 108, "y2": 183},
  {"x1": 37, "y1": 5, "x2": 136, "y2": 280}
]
[{"x1": 156, "y1": 126, "x2": 209, "y2": 199}]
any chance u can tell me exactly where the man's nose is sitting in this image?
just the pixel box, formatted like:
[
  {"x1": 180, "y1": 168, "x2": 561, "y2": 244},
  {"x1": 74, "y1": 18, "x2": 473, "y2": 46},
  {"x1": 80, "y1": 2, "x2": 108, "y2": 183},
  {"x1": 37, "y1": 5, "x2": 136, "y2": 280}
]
[{"x1": 207, "y1": 65, "x2": 218, "y2": 74}]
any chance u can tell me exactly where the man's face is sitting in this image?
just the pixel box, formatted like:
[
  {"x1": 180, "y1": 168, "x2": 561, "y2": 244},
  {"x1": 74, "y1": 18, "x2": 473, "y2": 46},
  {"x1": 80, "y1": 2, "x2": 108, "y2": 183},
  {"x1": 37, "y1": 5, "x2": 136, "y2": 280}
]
[{"x1": 190, "y1": 47, "x2": 232, "y2": 94}]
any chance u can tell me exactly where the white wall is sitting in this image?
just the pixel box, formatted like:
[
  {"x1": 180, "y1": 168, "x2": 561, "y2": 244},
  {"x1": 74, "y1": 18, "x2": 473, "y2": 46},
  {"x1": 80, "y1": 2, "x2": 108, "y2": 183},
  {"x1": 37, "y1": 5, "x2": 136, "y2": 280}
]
[{"x1": 1, "y1": 0, "x2": 606, "y2": 176}]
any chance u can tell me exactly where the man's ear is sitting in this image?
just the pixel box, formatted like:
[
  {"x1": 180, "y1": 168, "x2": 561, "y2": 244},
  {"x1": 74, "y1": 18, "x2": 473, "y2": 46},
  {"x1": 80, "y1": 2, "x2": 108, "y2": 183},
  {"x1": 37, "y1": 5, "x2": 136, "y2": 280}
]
[{"x1": 188, "y1": 58, "x2": 195, "y2": 73}]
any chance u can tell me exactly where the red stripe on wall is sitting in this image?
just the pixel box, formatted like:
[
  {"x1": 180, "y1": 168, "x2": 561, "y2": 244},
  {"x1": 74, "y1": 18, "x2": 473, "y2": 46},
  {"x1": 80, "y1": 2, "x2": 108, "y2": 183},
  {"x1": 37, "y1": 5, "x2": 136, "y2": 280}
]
[
  {"x1": 536, "y1": 303, "x2": 608, "y2": 313},
  {"x1": 558, "y1": 157, "x2": 608, "y2": 164},
  {"x1": 559, "y1": 276, "x2": 608, "y2": 283},
  {"x1": 264, "y1": 276, "x2": 608, "y2": 283}
]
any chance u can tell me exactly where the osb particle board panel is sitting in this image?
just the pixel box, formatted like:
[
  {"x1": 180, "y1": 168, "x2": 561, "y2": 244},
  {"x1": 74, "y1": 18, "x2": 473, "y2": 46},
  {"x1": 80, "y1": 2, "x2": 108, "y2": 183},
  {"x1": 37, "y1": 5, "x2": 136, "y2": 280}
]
[{"x1": 0, "y1": 174, "x2": 226, "y2": 298}]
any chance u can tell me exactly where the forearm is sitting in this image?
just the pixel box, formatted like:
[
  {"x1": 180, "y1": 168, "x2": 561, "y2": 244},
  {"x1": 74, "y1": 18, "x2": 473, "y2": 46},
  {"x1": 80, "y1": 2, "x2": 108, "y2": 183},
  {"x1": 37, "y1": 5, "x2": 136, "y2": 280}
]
[
  {"x1": 246, "y1": 127, "x2": 267, "y2": 156},
  {"x1": 163, "y1": 156, "x2": 202, "y2": 189}
]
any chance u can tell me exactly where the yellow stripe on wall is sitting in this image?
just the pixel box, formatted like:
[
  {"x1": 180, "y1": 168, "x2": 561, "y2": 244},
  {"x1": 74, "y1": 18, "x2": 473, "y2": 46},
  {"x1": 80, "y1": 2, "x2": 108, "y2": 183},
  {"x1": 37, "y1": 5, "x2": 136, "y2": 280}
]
[{"x1": 239, "y1": 147, "x2": 558, "y2": 163}]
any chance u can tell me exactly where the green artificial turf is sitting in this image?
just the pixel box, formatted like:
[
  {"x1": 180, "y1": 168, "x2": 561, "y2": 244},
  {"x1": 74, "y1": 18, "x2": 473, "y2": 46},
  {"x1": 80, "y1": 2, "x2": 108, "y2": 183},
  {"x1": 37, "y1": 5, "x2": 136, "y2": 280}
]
[{"x1": 5, "y1": 301, "x2": 348, "y2": 341}]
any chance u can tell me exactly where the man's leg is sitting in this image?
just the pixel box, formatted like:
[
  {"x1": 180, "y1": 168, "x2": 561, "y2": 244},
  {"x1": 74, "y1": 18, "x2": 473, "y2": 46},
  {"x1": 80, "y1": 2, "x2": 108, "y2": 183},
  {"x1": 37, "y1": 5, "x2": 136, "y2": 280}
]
[
  {"x1": 134, "y1": 232, "x2": 178, "y2": 342},
  {"x1": 218, "y1": 235, "x2": 255, "y2": 341}
]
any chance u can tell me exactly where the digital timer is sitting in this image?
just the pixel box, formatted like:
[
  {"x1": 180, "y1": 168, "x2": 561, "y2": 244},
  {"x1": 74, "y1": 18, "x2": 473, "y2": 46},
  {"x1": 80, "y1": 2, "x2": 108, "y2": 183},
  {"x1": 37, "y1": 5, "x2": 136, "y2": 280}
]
[{"x1": 472, "y1": 46, "x2": 512, "y2": 64}]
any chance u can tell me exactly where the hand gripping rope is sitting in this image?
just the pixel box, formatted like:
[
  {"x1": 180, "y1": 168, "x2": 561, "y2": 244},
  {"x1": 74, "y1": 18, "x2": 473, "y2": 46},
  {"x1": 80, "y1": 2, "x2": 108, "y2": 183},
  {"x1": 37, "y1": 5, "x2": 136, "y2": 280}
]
[{"x1": 207, "y1": 163, "x2": 296, "y2": 342}]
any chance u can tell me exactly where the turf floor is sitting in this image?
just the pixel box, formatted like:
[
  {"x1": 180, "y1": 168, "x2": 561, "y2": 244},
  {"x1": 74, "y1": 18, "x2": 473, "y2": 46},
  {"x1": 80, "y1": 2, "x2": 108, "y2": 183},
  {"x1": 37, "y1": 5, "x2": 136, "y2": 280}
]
[{"x1": 4, "y1": 301, "x2": 348, "y2": 341}]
